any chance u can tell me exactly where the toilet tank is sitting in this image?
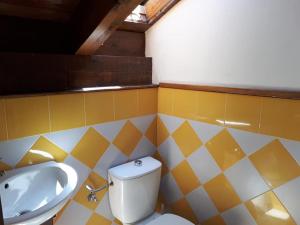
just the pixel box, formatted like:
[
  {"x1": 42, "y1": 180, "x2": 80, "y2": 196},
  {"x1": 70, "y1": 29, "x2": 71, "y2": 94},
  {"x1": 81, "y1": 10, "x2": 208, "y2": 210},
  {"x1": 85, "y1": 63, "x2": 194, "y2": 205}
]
[{"x1": 108, "y1": 157, "x2": 162, "y2": 224}]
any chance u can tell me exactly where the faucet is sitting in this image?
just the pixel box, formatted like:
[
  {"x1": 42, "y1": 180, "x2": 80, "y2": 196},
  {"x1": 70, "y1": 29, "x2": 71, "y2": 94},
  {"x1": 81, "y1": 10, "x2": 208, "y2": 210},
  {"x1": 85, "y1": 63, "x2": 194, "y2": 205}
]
[{"x1": 85, "y1": 181, "x2": 113, "y2": 202}]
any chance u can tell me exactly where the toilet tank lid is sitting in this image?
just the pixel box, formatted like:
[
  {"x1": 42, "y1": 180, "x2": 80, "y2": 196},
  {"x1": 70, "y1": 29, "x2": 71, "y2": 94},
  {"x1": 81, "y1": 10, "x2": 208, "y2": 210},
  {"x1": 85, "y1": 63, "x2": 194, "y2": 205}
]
[{"x1": 108, "y1": 157, "x2": 161, "y2": 180}]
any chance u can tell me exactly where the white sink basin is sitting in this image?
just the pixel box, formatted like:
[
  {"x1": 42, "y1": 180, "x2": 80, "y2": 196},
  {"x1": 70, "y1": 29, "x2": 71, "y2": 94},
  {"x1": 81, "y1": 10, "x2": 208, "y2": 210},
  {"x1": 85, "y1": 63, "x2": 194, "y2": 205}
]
[{"x1": 0, "y1": 161, "x2": 78, "y2": 225}]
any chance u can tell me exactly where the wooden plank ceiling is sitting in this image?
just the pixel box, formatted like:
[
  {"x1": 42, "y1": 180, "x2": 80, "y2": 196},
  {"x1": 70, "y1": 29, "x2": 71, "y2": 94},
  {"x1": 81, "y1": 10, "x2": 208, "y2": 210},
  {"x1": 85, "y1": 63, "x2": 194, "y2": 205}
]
[{"x1": 0, "y1": 0, "x2": 180, "y2": 55}]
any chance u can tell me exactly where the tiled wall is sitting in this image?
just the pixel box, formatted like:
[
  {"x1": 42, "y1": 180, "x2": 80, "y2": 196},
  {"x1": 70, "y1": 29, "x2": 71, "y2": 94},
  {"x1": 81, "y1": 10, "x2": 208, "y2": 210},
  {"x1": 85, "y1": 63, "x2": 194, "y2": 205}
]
[
  {"x1": 0, "y1": 88, "x2": 158, "y2": 225},
  {"x1": 157, "y1": 88, "x2": 300, "y2": 225}
]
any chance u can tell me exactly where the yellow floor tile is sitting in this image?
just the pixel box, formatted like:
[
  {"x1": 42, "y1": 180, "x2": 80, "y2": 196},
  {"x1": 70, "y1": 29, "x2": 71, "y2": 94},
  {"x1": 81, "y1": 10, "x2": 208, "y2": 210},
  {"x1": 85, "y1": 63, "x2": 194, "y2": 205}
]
[
  {"x1": 197, "y1": 91, "x2": 226, "y2": 126},
  {"x1": 114, "y1": 90, "x2": 138, "y2": 120},
  {"x1": 85, "y1": 91, "x2": 114, "y2": 125},
  {"x1": 16, "y1": 136, "x2": 67, "y2": 168},
  {"x1": 260, "y1": 97, "x2": 300, "y2": 141},
  {"x1": 202, "y1": 215, "x2": 226, "y2": 225},
  {"x1": 5, "y1": 96, "x2": 50, "y2": 139},
  {"x1": 249, "y1": 139, "x2": 300, "y2": 188},
  {"x1": 173, "y1": 89, "x2": 198, "y2": 119},
  {"x1": 71, "y1": 128, "x2": 110, "y2": 169},
  {"x1": 157, "y1": 116, "x2": 169, "y2": 146},
  {"x1": 113, "y1": 121, "x2": 142, "y2": 156},
  {"x1": 206, "y1": 129, "x2": 245, "y2": 170},
  {"x1": 86, "y1": 213, "x2": 112, "y2": 225},
  {"x1": 204, "y1": 174, "x2": 241, "y2": 212},
  {"x1": 171, "y1": 198, "x2": 198, "y2": 224},
  {"x1": 171, "y1": 160, "x2": 200, "y2": 194},
  {"x1": 49, "y1": 93, "x2": 85, "y2": 132},
  {"x1": 225, "y1": 94, "x2": 261, "y2": 132},
  {"x1": 138, "y1": 88, "x2": 158, "y2": 115},
  {"x1": 172, "y1": 121, "x2": 202, "y2": 157},
  {"x1": 0, "y1": 100, "x2": 7, "y2": 141},
  {"x1": 145, "y1": 117, "x2": 157, "y2": 146},
  {"x1": 74, "y1": 172, "x2": 107, "y2": 210},
  {"x1": 158, "y1": 88, "x2": 174, "y2": 115},
  {"x1": 246, "y1": 191, "x2": 296, "y2": 225}
]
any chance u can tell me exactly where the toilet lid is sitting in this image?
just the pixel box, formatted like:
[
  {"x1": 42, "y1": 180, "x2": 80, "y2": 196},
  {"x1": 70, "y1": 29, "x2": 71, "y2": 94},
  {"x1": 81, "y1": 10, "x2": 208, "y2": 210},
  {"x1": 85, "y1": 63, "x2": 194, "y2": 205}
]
[{"x1": 146, "y1": 214, "x2": 194, "y2": 225}]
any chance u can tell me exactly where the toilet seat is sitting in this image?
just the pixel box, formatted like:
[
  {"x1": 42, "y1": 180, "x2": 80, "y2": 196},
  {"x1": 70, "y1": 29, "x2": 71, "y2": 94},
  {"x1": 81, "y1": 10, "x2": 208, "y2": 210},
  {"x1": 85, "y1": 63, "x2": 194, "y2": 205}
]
[{"x1": 146, "y1": 214, "x2": 194, "y2": 225}]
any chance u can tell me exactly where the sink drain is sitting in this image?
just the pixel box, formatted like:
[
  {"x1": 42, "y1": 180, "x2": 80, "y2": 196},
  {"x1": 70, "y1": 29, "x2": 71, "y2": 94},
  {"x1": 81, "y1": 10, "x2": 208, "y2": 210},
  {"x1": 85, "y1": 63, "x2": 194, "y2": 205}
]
[{"x1": 17, "y1": 210, "x2": 31, "y2": 216}]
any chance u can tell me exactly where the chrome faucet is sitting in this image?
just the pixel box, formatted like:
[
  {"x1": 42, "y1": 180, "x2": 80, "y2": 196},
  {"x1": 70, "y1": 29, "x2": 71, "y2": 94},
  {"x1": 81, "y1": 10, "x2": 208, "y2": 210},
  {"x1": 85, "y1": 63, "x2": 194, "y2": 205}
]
[{"x1": 85, "y1": 181, "x2": 113, "y2": 202}]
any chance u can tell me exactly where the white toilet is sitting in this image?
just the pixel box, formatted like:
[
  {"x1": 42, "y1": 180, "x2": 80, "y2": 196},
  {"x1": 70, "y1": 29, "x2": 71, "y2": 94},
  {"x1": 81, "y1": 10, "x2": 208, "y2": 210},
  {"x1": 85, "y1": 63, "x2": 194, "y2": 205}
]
[{"x1": 108, "y1": 157, "x2": 194, "y2": 225}]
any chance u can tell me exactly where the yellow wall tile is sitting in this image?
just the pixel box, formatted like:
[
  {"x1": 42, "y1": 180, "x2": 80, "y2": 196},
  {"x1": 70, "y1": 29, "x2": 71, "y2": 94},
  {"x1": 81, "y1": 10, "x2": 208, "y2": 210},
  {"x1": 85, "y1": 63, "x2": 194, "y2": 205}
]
[
  {"x1": 249, "y1": 139, "x2": 300, "y2": 188},
  {"x1": 204, "y1": 174, "x2": 241, "y2": 212},
  {"x1": 138, "y1": 88, "x2": 158, "y2": 115},
  {"x1": 171, "y1": 198, "x2": 198, "y2": 224},
  {"x1": 0, "y1": 100, "x2": 7, "y2": 141},
  {"x1": 49, "y1": 93, "x2": 85, "y2": 132},
  {"x1": 113, "y1": 121, "x2": 142, "y2": 156},
  {"x1": 114, "y1": 90, "x2": 138, "y2": 120},
  {"x1": 71, "y1": 128, "x2": 110, "y2": 169},
  {"x1": 171, "y1": 160, "x2": 200, "y2": 194},
  {"x1": 172, "y1": 121, "x2": 202, "y2": 157},
  {"x1": 173, "y1": 89, "x2": 198, "y2": 119},
  {"x1": 16, "y1": 136, "x2": 67, "y2": 168},
  {"x1": 225, "y1": 94, "x2": 261, "y2": 132},
  {"x1": 86, "y1": 213, "x2": 112, "y2": 225},
  {"x1": 158, "y1": 88, "x2": 174, "y2": 115},
  {"x1": 260, "y1": 97, "x2": 300, "y2": 141},
  {"x1": 145, "y1": 117, "x2": 157, "y2": 146},
  {"x1": 5, "y1": 96, "x2": 50, "y2": 139},
  {"x1": 74, "y1": 172, "x2": 107, "y2": 210},
  {"x1": 85, "y1": 91, "x2": 114, "y2": 125},
  {"x1": 202, "y1": 215, "x2": 226, "y2": 225},
  {"x1": 157, "y1": 116, "x2": 169, "y2": 146},
  {"x1": 198, "y1": 91, "x2": 226, "y2": 126},
  {"x1": 206, "y1": 129, "x2": 245, "y2": 170},
  {"x1": 246, "y1": 191, "x2": 296, "y2": 225}
]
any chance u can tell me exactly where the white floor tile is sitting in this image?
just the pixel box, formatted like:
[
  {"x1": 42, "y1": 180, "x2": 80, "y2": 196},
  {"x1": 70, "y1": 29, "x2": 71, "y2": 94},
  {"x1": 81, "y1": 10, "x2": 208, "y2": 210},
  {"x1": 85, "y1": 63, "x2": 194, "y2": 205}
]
[
  {"x1": 225, "y1": 158, "x2": 269, "y2": 201},
  {"x1": 186, "y1": 187, "x2": 218, "y2": 222},
  {"x1": 187, "y1": 147, "x2": 221, "y2": 183},
  {"x1": 55, "y1": 201, "x2": 92, "y2": 225},
  {"x1": 158, "y1": 137, "x2": 184, "y2": 170},
  {"x1": 274, "y1": 177, "x2": 300, "y2": 224},
  {"x1": 222, "y1": 204, "x2": 257, "y2": 225}
]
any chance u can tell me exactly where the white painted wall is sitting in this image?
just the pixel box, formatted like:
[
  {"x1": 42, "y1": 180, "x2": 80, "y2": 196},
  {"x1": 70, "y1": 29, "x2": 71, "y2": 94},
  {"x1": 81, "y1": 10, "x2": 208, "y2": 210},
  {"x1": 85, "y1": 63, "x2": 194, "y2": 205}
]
[{"x1": 146, "y1": 0, "x2": 300, "y2": 90}]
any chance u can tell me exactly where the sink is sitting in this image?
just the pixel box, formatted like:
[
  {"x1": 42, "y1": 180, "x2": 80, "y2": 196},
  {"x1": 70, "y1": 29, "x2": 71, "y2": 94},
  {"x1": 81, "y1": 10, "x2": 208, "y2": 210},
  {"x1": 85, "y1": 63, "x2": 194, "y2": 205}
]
[{"x1": 0, "y1": 161, "x2": 78, "y2": 225}]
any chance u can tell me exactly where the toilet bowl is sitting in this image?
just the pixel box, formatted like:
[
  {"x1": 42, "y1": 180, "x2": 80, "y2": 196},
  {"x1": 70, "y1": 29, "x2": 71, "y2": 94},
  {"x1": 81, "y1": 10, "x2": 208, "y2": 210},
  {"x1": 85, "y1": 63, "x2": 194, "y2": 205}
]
[{"x1": 108, "y1": 157, "x2": 195, "y2": 225}]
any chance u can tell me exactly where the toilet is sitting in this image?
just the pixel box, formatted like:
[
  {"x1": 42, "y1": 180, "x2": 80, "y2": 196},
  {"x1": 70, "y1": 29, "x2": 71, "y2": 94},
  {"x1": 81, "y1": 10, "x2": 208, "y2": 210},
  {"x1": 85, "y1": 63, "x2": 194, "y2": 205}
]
[{"x1": 108, "y1": 157, "x2": 194, "y2": 225}]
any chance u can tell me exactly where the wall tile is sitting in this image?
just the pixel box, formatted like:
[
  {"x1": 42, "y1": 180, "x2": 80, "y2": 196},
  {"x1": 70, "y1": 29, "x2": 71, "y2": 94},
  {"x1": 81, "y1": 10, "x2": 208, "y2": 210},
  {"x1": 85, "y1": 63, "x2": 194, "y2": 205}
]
[
  {"x1": 260, "y1": 98, "x2": 300, "y2": 141},
  {"x1": 5, "y1": 96, "x2": 50, "y2": 139},
  {"x1": 197, "y1": 91, "x2": 226, "y2": 126},
  {"x1": 114, "y1": 90, "x2": 138, "y2": 120},
  {"x1": 85, "y1": 91, "x2": 114, "y2": 125},
  {"x1": 202, "y1": 215, "x2": 226, "y2": 225},
  {"x1": 50, "y1": 94, "x2": 85, "y2": 131},
  {"x1": 173, "y1": 89, "x2": 198, "y2": 119},
  {"x1": 225, "y1": 94, "x2": 261, "y2": 132},
  {"x1": 0, "y1": 100, "x2": 7, "y2": 141},
  {"x1": 138, "y1": 88, "x2": 158, "y2": 115},
  {"x1": 170, "y1": 198, "x2": 198, "y2": 224},
  {"x1": 158, "y1": 88, "x2": 174, "y2": 114}
]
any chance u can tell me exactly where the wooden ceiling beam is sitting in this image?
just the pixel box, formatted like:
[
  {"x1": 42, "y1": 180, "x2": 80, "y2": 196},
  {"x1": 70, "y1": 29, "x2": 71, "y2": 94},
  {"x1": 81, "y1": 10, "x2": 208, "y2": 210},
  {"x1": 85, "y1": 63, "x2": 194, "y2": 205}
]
[{"x1": 73, "y1": 0, "x2": 143, "y2": 55}]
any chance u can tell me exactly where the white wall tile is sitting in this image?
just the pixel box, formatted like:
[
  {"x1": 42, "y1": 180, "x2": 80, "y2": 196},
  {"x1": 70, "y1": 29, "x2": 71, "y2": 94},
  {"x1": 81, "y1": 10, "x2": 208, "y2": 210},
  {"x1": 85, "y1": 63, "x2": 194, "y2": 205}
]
[
  {"x1": 93, "y1": 120, "x2": 126, "y2": 142},
  {"x1": 160, "y1": 173, "x2": 183, "y2": 204},
  {"x1": 189, "y1": 120, "x2": 223, "y2": 143},
  {"x1": 280, "y1": 139, "x2": 300, "y2": 165},
  {"x1": 158, "y1": 114, "x2": 184, "y2": 133},
  {"x1": 222, "y1": 204, "x2": 257, "y2": 225},
  {"x1": 130, "y1": 115, "x2": 156, "y2": 134}
]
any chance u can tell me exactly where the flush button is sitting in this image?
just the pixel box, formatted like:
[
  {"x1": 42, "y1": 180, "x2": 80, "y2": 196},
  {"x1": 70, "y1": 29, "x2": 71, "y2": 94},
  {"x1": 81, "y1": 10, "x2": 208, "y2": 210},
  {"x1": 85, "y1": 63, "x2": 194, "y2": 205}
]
[{"x1": 134, "y1": 159, "x2": 142, "y2": 167}]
